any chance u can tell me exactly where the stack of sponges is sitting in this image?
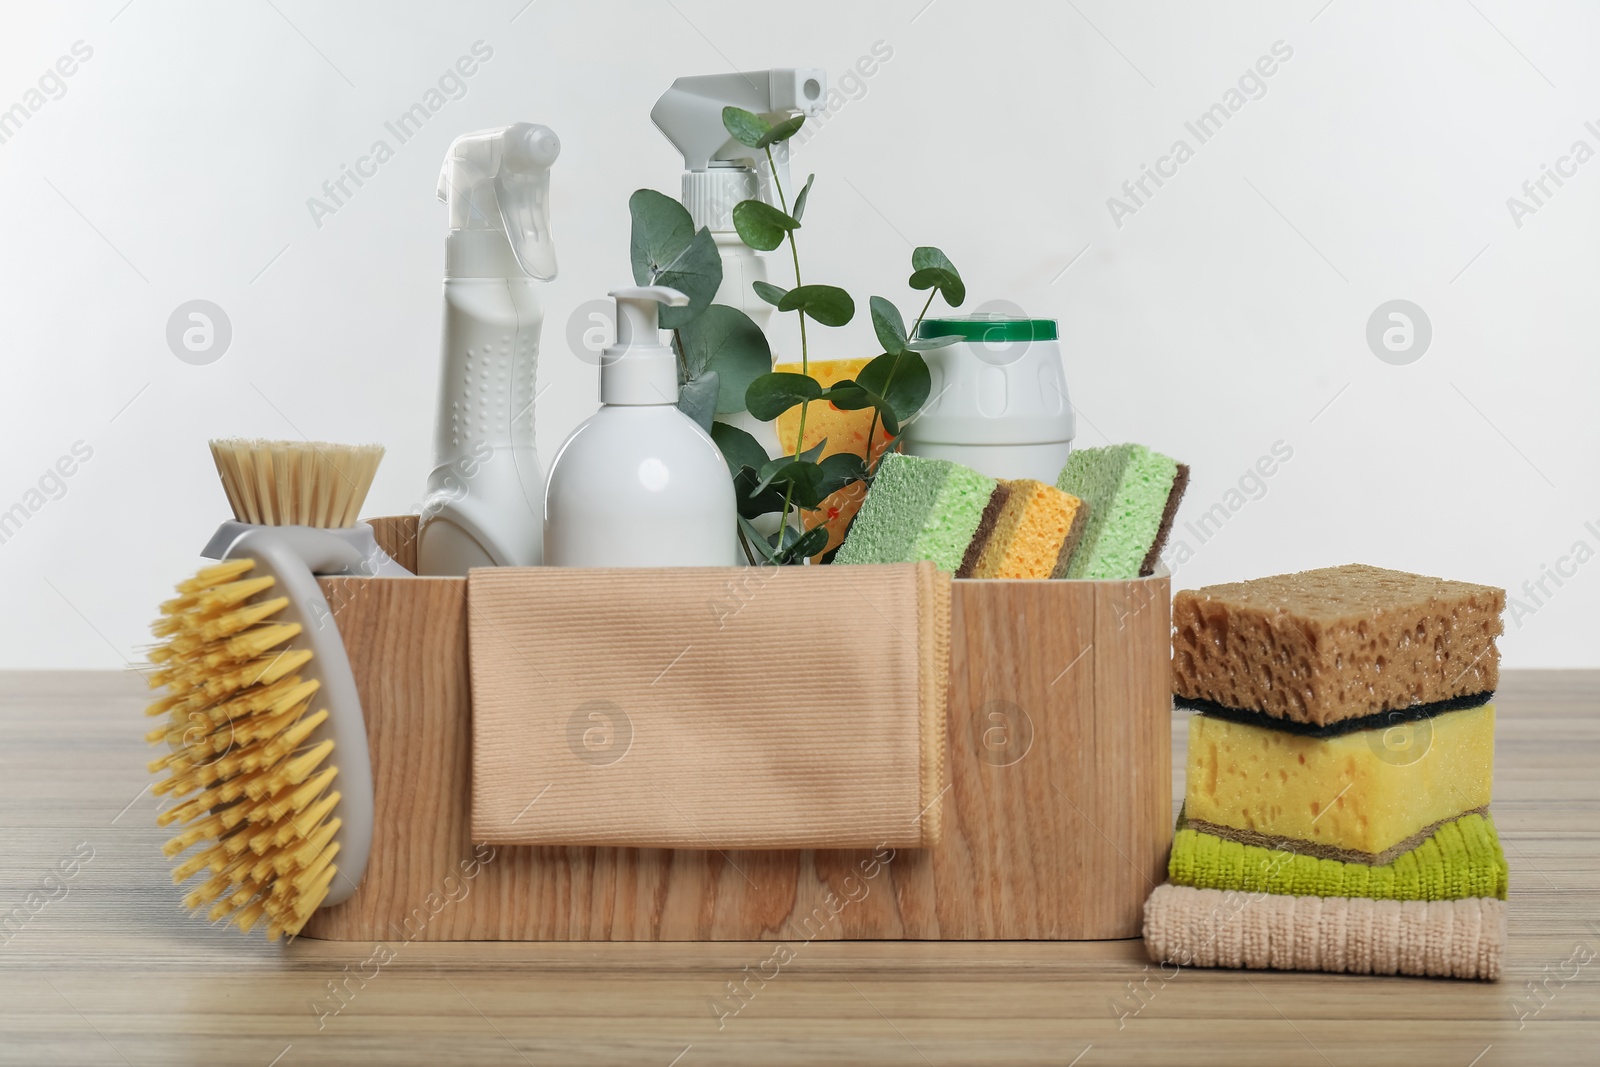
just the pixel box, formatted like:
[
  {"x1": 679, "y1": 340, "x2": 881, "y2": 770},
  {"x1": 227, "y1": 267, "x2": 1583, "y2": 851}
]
[
  {"x1": 836, "y1": 444, "x2": 1185, "y2": 580},
  {"x1": 1144, "y1": 564, "x2": 1509, "y2": 981}
]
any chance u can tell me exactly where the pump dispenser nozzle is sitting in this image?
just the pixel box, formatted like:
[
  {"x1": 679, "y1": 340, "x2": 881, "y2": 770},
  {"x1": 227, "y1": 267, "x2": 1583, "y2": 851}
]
[
  {"x1": 650, "y1": 69, "x2": 827, "y2": 231},
  {"x1": 603, "y1": 287, "x2": 690, "y2": 406}
]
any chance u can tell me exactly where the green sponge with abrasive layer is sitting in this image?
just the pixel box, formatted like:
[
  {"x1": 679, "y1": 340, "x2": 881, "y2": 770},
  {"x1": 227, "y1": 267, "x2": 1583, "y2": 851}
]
[
  {"x1": 1055, "y1": 444, "x2": 1188, "y2": 579},
  {"x1": 836, "y1": 453, "x2": 998, "y2": 573}
]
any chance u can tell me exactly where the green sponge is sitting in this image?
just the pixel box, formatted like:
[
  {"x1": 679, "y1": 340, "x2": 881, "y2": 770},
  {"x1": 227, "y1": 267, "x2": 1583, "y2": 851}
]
[
  {"x1": 836, "y1": 453, "x2": 998, "y2": 573},
  {"x1": 1055, "y1": 444, "x2": 1188, "y2": 579},
  {"x1": 1168, "y1": 810, "x2": 1509, "y2": 902}
]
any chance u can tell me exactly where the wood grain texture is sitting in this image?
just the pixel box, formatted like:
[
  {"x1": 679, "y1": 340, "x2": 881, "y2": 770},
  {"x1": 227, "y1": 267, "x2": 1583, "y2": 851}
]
[
  {"x1": 301, "y1": 519, "x2": 1171, "y2": 941},
  {"x1": 3, "y1": 670, "x2": 1595, "y2": 1065},
  {"x1": 362, "y1": 515, "x2": 418, "y2": 574}
]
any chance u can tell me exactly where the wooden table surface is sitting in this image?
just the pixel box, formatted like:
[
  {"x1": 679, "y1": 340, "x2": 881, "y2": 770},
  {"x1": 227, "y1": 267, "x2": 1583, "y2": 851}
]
[{"x1": 1, "y1": 669, "x2": 1595, "y2": 1066}]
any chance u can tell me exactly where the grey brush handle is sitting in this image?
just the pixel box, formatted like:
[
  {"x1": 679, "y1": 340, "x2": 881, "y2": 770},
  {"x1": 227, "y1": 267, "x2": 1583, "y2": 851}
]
[{"x1": 206, "y1": 522, "x2": 375, "y2": 909}]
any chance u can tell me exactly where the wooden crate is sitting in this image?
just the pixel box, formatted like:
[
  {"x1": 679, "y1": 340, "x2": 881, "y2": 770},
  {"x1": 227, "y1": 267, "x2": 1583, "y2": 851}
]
[{"x1": 303, "y1": 516, "x2": 1170, "y2": 941}]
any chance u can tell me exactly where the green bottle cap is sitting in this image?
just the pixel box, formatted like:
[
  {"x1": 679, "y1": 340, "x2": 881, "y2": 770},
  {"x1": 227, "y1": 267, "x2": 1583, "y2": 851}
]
[{"x1": 915, "y1": 315, "x2": 1058, "y2": 343}]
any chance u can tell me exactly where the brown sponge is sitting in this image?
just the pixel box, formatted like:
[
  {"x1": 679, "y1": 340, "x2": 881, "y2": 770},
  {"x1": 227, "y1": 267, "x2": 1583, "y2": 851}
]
[{"x1": 1171, "y1": 565, "x2": 1505, "y2": 728}]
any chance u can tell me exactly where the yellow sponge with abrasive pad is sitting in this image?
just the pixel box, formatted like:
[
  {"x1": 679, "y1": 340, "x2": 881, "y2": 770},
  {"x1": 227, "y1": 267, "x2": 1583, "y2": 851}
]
[
  {"x1": 1185, "y1": 699, "x2": 1495, "y2": 864},
  {"x1": 966, "y1": 479, "x2": 1089, "y2": 580}
]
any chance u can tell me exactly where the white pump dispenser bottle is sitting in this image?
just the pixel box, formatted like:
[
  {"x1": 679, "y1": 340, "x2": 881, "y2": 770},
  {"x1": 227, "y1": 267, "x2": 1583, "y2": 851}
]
[
  {"x1": 418, "y1": 122, "x2": 559, "y2": 575},
  {"x1": 543, "y1": 287, "x2": 737, "y2": 568}
]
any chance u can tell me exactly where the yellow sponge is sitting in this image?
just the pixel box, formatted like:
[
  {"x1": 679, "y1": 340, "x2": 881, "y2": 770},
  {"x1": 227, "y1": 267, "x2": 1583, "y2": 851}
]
[
  {"x1": 1185, "y1": 704, "x2": 1495, "y2": 863},
  {"x1": 968, "y1": 479, "x2": 1088, "y2": 580}
]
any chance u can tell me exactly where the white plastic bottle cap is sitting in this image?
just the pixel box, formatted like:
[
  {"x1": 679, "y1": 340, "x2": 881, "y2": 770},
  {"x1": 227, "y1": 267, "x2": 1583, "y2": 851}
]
[{"x1": 601, "y1": 287, "x2": 690, "y2": 405}]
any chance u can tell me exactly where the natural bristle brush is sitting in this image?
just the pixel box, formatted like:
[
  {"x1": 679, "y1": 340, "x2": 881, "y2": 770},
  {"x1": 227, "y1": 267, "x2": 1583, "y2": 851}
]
[{"x1": 145, "y1": 439, "x2": 404, "y2": 939}]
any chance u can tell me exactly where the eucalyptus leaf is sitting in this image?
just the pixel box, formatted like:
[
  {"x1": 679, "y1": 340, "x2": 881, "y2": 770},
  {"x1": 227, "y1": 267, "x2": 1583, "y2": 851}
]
[
  {"x1": 855, "y1": 351, "x2": 932, "y2": 435},
  {"x1": 792, "y1": 173, "x2": 815, "y2": 222},
  {"x1": 908, "y1": 246, "x2": 966, "y2": 307},
  {"x1": 722, "y1": 106, "x2": 771, "y2": 148},
  {"x1": 656, "y1": 229, "x2": 720, "y2": 329},
  {"x1": 709, "y1": 421, "x2": 770, "y2": 476},
  {"x1": 783, "y1": 525, "x2": 830, "y2": 563},
  {"x1": 818, "y1": 380, "x2": 873, "y2": 411},
  {"x1": 752, "y1": 440, "x2": 827, "y2": 499},
  {"x1": 678, "y1": 305, "x2": 771, "y2": 413},
  {"x1": 906, "y1": 333, "x2": 961, "y2": 351},
  {"x1": 628, "y1": 189, "x2": 721, "y2": 329},
  {"x1": 757, "y1": 114, "x2": 805, "y2": 148},
  {"x1": 752, "y1": 280, "x2": 789, "y2": 307},
  {"x1": 869, "y1": 296, "x2": 908, "y2": 355},
  {"x1": 732, "y1": 200, "x2": 799, "y2": 252},
  {"x1": 714, "y1": 420, "x2": 788, "y2": 519},
  {"x1": 676, "y1": 371, "x2": 719, "y2": 432},
  {"x1": 814, "y1": 451, "x2": 870, "y2": 499},
  {"x1": 776, "y1": 284, "x2": 855, "y2": 327},
  {"x1": 739, "y1": 514, "x2": 781, "y2": 563},
  {"x1": 745, "y1": 371, "x2": 822, "y2": 421}
]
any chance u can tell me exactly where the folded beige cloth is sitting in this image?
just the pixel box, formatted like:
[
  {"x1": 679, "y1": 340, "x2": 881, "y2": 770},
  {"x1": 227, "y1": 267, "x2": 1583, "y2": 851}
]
[
  {"x1": 1143, "y1": 884, "x2": 1504, "y2": 980},
  {"x1": 468, "y1": 562, "x2": 948, "y2": 850}
]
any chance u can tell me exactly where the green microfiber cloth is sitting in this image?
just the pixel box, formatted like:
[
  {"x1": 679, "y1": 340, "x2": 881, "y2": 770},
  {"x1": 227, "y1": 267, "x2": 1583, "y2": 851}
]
[
  {"x1": 1168, "y1": 810, "x2": 1509, "y2": 902},
  {"x1": 836, "y1": 453, "x2": 998, "y2": 573},
  {"x1": 1054, "y1": 444, "x2": 1188, "y2": 579}
]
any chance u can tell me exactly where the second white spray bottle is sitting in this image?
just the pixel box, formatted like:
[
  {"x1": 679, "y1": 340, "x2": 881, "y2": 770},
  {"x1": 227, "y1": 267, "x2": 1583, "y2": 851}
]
[{"x1": 418, "y1": 122, "x2": 559, "y2": 574}]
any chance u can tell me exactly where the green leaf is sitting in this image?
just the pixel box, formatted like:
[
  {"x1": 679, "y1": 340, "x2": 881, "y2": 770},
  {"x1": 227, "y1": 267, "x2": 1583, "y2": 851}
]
[
  {"x1": 676, "y1": 371, "x2": 719, "y2": 432},
  {"x1": 869, "y1": 296, "x2": 908, "y2": 355},
  {"x1": 677, "y1": 305, "x2": 771, "y2": 414},
  {"x1": 906, "y1": 333, "x2": 961, "y2": 351},
  {"x1": 776, "y1": 284, "x2": 855, "y2": 327},
  {"x1": 792, "y1": 173, "x2": 815, "y2": 222},
  {"x1": 656, "y1": 229, "x2": 720, "y2": 330},
  {"x1": 722, "y1": 106, "x2": 806, "y2": 150},
  {"x1": 780, "y1": 525, "x2": 830, "y2": 563},
  {"x1": 856, "y1": 351, "x2": 932, "y2": 436},
  {"x1": 814, "y1": 451, "x2": 869, "y2": 499},
  {"x1": 752, "y1": 440, "x2": 827, "y2": 499},
  {"x1": 709, "y1": 421, "x2": 770, "y2": 476},
  {"x1": 818, "y1": 380, "x2": 874, "y2": 411},
  {"x1": 908, "y1": 246, "x2": 965, "y2": 307},
  {"x1": 722, "y1": 106, "x2": 771, "y2": 149},
  {"x1": 745, "y1": 371, "x2": 822, "y2": 421},
  {"x1": 758, "y1": 114, "x2": 805, "y2": 148},
  {"x1": 752, "y1": 280, "x2": 789, "y2": 307},
  {"x1": 739, "y1": 515, "x2": 782, "y2": 563},
  {"x1": 732, "y1": 200, "x2": 799, "y2": 252},
  {"x1": 628, "y1": 189, "x2": 721, "y2": 329}
]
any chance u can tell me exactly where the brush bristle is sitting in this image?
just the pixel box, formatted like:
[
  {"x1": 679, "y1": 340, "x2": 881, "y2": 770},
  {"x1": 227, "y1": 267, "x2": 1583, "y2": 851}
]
[
  {"x1": 209, "y1": 439, "x2": 384, "y2": 528},
  {"x1": 145, "y1": 559, "x2": 342, "y2": 940}
]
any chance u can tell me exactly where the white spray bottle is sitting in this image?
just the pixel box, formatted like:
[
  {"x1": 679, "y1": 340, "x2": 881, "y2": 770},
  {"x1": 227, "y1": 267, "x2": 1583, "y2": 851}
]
[
  {"x1": 543, "y1": 286, "x2": 737, "y2": 567},
  {"x1": 651, "y1": 69, "x2": 827, "y2": 455},
  {"x1": 418, "y1": 122, "x2": 559, "y2": 575}
]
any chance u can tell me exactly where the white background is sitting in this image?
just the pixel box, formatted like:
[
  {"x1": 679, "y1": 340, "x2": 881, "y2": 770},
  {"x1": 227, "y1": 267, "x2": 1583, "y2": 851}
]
[{"x1": 1, "y1": 0, "x2": 1595, "y2": 669}]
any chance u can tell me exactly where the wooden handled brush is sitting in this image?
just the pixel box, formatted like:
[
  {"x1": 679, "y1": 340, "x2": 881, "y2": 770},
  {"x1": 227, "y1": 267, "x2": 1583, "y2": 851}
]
[{"x1": 145, "y1": 440, "x2": 385, "y2": 939}]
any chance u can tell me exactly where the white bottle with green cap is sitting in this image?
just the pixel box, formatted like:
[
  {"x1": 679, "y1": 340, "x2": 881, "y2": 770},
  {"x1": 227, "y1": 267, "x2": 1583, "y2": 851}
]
[
  {"x1": 543, "y1": 286, "x2": 737, "y2": 567},
  {"x1": 901, "y1": 314, "x2": 1075, "y2": 482}
]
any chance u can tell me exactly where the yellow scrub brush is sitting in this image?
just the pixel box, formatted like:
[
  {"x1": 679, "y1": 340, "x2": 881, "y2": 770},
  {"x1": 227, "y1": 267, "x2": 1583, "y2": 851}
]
[{"x1": 145, "y1": 439, "x2": 401, "y2": 939}]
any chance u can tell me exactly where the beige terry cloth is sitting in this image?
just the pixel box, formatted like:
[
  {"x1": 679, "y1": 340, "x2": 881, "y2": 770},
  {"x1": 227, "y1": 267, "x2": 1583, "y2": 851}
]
[
  {"x1": 1143, "y1": 884, "x2": 1504, "y2": 981},
  {"x1": 468, "y1": 562, "x2": 949, "y2": 850}
]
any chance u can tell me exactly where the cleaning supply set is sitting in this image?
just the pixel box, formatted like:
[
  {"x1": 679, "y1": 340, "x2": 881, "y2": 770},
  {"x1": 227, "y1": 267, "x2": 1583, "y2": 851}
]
[
  {"x1": 134, "y1": 59, "x2": 1512, "y2": 990},
  {"x1": 1143, "y1": 564, "x2": 1509, "y2": 980}
]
